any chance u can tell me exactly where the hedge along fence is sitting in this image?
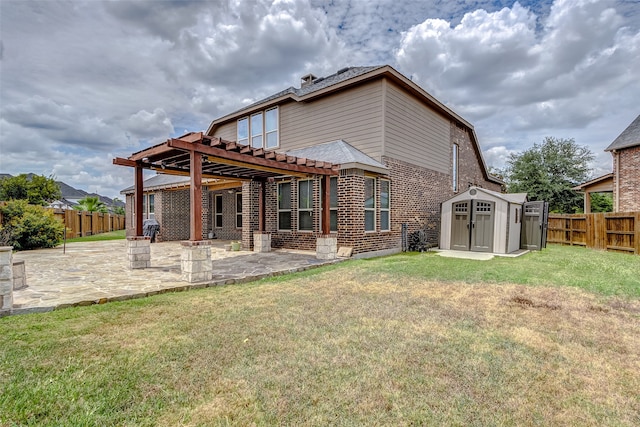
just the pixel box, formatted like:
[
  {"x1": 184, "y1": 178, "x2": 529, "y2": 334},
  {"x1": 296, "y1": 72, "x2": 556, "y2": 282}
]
[
  {"x1": 0, "y1": 206, "x2": 126, "y2": 239},
  {"x1": 547, "y1": 212, "x2": 640, "y2": 255}
]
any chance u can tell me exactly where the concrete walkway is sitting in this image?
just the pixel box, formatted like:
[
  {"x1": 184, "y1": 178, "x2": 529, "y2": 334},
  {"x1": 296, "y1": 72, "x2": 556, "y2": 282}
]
[{"x1": 10, "y1": 240, "x2": 341, "y2": 314}]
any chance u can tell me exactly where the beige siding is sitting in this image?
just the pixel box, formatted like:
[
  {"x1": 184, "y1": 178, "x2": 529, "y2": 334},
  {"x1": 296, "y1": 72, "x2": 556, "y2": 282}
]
[
  {"x1": 212, "y1": 121, "x2": 236, "y2": 141},
  {"x1": 384, "y1": 81, "x2": 451, "y2": 173}
]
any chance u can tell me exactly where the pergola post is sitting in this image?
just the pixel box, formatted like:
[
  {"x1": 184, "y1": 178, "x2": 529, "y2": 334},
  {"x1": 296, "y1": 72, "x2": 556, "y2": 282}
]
[
  {"x1": 189, "y1": 150, "x2": 203, "y2": 241},
  {"x1": 322, "y1": 175, "x2": 331, "y2": 234},
  {"x1": 134, "y1": 163, "x2": 144, "y2": 236},
  {"x1": 317, "y1": 175, "x2": 337, "y2": 260}
]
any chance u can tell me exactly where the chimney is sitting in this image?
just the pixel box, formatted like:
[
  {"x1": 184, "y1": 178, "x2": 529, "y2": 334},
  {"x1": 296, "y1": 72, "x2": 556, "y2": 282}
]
[{"x1": 300, "y1": 73, "x2": 317, "y2": 88}]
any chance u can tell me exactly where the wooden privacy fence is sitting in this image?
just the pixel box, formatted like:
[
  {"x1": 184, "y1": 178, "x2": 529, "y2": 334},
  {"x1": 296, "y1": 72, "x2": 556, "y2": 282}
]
[
  {"x1": 49, "y1": 209, "x2": 126, "y2": 238},
  {"x1": 547, "y1": 212, "x2": 640, "y2": 254}
]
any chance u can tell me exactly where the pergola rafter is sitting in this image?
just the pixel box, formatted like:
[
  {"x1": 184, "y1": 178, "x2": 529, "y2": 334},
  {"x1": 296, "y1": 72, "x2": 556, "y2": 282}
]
[{"x1": 114, "y1": 133, "x2": 338, "y2": 241}]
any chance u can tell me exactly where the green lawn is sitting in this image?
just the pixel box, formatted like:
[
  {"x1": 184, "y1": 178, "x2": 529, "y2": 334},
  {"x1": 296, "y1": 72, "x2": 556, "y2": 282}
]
[
  {"x1": 62, "y1": 229, "x2": 126, "y2": 243},
  {"x1": 1, "y1": 245, "x2": 639, "y2": 426}
]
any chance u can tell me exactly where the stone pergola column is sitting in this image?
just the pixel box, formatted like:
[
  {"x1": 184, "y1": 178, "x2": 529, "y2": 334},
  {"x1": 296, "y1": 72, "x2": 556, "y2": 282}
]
[
  {"x1": 0, "y1": 246, "x2": 14, "y2": 315},
  {"x1": 180, "y1": 240, "x2": 212, "y2": 283}
]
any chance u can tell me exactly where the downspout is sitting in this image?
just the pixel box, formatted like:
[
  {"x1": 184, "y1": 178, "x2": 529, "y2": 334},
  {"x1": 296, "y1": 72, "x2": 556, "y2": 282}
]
[{"x1": 614, "y1": 150, "x2": 620, "y2": 212}]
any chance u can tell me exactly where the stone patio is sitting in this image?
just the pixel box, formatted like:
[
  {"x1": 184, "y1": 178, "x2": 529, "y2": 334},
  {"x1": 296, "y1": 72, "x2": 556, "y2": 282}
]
[{"x1": 9, "y1": 240, "x2": 342, "y2": 315}]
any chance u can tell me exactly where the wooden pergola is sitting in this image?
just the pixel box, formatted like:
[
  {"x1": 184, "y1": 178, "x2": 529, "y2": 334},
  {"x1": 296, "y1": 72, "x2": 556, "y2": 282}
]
[{"x1": 114, "y1": 132, "x2": 339, "y2": 241}]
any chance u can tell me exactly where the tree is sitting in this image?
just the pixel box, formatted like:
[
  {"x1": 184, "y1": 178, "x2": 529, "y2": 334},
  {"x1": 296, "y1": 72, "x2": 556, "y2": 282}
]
[
  {"x1": 505, "y1": 137, "x2": 594, "y2": 213},
  {"x1": 74, "y1": 196, "x2": 108, "y2": 213},
  {"x1": 590, "y1": 192, "x2": 613, "y2": 213},
  {"x1": 0, "y1": 174, "x2": 61, "y2": 205}
]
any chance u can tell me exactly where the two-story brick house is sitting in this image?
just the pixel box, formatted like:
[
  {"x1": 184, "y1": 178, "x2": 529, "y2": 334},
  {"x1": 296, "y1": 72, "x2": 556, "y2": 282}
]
[
  {"x1": 121, "y1": 65, "x2": 501, "y2": 256},
  {"x1": 605, "y1": 114, "x2": 640, "y2": 212}
]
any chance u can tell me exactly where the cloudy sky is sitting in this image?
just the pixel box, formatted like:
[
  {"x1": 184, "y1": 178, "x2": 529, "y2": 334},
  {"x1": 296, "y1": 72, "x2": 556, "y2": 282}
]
[{"x1": 1, "y1": 0, "x2": 639, "y2": 199}]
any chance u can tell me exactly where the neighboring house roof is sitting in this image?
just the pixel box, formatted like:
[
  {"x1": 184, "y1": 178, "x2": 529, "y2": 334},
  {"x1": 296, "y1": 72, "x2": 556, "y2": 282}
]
[
  {"x1": 605, "y1": 114, "x2": 640, "y2": 151},
  {"x1": 121, "y1": 174, "x2": 191, "y2": 194},
  {"x1": 57, "y1": 181, "x2": 89, "y2": 199},
  {"x1": 285, "y1": 140, "x2": 388, "y2": 175},
  {"x1": 572, "y1": 173, "x2": 614, "y2": 191}
]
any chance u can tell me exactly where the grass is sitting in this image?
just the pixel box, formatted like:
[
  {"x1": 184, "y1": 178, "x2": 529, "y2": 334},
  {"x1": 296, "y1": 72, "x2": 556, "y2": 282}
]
[
  {"x1": 1, "y1": 245, "x2": 639, "y2": 426},
  {"x1": 62, "y1": 229, "x2": 126, "y2": 243}
]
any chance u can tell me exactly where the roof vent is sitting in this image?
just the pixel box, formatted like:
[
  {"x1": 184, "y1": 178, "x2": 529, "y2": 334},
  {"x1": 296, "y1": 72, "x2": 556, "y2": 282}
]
[
  {"x1": 337, "y1": 67, "x2": 349, "y2": 74},
  {"x1": 301, "y1": 73, "x2": 317, "y2": 88}
]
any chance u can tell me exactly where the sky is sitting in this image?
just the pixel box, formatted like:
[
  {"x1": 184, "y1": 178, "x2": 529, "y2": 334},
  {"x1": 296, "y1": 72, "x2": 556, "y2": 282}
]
[{"x1": 1, "y1": 0, "x2": 639, "y2": 200}]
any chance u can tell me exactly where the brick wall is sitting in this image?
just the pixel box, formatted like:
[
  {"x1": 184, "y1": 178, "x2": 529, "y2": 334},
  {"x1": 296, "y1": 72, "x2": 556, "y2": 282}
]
[
  {"x1": 157, "y1": 189, "x2": 190, "y2": 241},
  {"x1": 615, "y1": 146, "x2": 640, "y2": 211}
]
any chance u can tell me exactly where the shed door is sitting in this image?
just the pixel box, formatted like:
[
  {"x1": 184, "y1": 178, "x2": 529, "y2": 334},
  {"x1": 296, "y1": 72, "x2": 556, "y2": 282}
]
[
  {"x1": 521, "y1": 201, "x2": 549, "y2": 250},
  {"x1": 451, "y1": 201, "x2": 471, "y2": 250},
  {"x1": 471, "y1": 201, "x2": 494, "y2": 252}
]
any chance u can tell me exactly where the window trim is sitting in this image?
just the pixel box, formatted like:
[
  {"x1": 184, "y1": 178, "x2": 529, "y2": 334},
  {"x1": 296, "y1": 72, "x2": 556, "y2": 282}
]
[
  {"x1": 277, "y1": 181, "x2": 292, "y2": 231},
  {"x1": 364, "y1": 176, "x2": 376, "y2": 232},
  {"x1": 265, "y1": 107, "x2": 279, "y2": 149},
  {"x1": 380, "y1": 179, "x2": 390, "y2": 232}
]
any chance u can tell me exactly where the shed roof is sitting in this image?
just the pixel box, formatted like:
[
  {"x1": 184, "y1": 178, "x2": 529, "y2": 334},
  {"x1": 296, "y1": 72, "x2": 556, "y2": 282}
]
[
  {"x1": 445, "y1": 186, "x2": 527, "y2": 205},
  {"x1": 605, "y1": 114, "x2": 640, "y2": 151}
]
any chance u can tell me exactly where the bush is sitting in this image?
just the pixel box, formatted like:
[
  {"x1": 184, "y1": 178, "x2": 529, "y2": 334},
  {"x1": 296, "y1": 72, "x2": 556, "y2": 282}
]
[{"x1": 0, "y1": 200, "x2": 64, "y2": 250}]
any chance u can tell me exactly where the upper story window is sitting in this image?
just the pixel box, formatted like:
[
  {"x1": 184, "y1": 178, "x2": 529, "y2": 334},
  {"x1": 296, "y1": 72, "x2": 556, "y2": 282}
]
[
  {"x1": 452, "y1": 143, "x2": 459, "y2": 193},
  {"x1": 237, "y1": 107, "x2": 279, "y2": 149}
]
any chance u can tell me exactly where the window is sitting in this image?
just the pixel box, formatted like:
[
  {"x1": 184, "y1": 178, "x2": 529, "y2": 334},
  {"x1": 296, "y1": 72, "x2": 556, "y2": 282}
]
[
  {"x1": 235, "y1": 192, "x2": 242, "y2": 228},
  {"x1": 237, "y1": 117, "x2": 249, "y2": 146},
  {"x1": 278, "y1": 182, "x2": 291, "y2": 230},
  {"x1": 237, "y1": 107, "x2": 279, "y2": 149},
  {"x1": 298, "y1": 179, "x2": 314, "y2": 231},
  {"x1": 330, "y1": 177, "x2": 338, "y2": 232},
  {"x1": 380, "y1": 179, "x2": 390, "y2": 231},
  {"x1": 265, "y1": 108, "x2": 279, "y2": 149},
  {"x1": 214, "y1": 194, "x2": 223, "y2": 228},
  {"x1": 141, "y1": 193, "x2": 155, "y2": 219},
  {"x1": 250, "y1": 112, "x2": 263, "y2": 148},
  {"x1": 452, "y1": 144, "x2": 459, "y2": 192},
  {"x1": 364, "y1": 177, "x2": 375, "y2": 232}
]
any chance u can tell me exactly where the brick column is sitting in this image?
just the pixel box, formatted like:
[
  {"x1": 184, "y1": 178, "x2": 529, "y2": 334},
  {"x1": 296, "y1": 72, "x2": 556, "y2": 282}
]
[
  {"x1": 242, "y1": 181, "x2": 260, "y2": 250},
  {"x1": 0, "y1": 246, "x2": 14, "y2": 314},
  {"x1": 180, "y1": 241, "x2": 212, "y2": 283},
  {"x1": 316, "y1": 235, "x2": 337, "y2": 260},
  {"x1": 253, "y1": 232, "x2": 271, "y2": 253},
  {"x1": 126, "y1": 236, "x2": 151, "y2": 269}
]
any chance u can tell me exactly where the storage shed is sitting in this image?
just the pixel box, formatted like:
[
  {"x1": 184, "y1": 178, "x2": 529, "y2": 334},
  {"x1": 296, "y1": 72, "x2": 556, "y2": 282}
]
[{"x1": 440, "y1": 187, "x2": 528, "y2": 254}]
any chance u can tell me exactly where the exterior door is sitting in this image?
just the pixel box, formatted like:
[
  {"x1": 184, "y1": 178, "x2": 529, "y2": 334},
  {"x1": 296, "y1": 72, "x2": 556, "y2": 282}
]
[
  {"x1": 470, "y1": 201, "x2": 494, "y2": 252},
  {"x1": 451, "y1": 201, "x2": 471, "y2": 250},
  {"x1": 521, "y1": 201, "x2": 549, "y2": 250}
]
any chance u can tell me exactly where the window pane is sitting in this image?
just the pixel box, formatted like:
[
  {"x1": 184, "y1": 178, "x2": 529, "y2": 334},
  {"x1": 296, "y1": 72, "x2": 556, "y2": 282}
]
[
  {"x1": 266, "y1": 131, "x2": 278, "y2": 148},
  {"x1": 216, "y1": 215, "x2": 223, "y2": 228},
  {"x1": 236, "y1": 193, "x2": 242, "y2": 213},
  {"x1": 365, "y1": 210, "x2": 375, "y2": 231},
  {"x1": 236, "y1": 214, "x2": 242, "y2": 228},
  {"x1": 298, "y1": 180, "x2": 313, "y2": 209},
  {"x1": 251, "y1": 135, "x2": 262, "y2": 148},
  {"x1": 148, "y1": 194, "x2": 155, "y2": 214},
  {"x1": 251, "y1": 113, "x2": 262, "y2": 136},
  {"x1": 380, "y1": 211, "x2": 389, "y2": 231},
  {"x1": 380, "y1": 180, "x2": 389, "y2": 209},
  {"x1": 265, "y1": 108, "x2": 277, "y2": 132},
  {"x1": 278, "y1": 211, "x2": 291, "y2": 230},
  {"x1": 364, "y1": 178, "x2": 375, "y2": 208},
  {"x1": 215, "y1": 195, "x2": 223, "y2": 212},
  {"x1": 330, "y1": 177, "x2": 337, "y2": 208},
  {"x1": 278, "y1": 183, "x2": 291, "y2": 209},
  {"x1": 237, "y1": 118, "x2": 248, "y2": 142},
  {"x1": 330, "y1": 210, "x2": 337, "y2": 231},
  {"x1": 299, "y1": 211, "x2": 313, "y2": 231}
]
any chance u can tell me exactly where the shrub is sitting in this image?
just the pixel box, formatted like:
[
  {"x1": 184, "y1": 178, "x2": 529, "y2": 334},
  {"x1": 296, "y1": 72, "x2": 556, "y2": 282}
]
[{"x1": 0, "y1": 200, "x2": 64, "y2": 250}]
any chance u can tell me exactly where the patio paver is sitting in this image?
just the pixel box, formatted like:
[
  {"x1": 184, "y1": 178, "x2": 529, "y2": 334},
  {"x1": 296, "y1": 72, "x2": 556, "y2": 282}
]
[{"x1": 9, "y1": 240, "x2": 341, "y2": 314}]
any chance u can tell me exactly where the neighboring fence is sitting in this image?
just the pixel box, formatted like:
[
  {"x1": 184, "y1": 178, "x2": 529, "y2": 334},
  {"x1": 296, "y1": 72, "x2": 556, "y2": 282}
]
[
  {"x1": 0, "y1": 205, "x2": 125, "y2": 239},
  {"x1": 49, "y1": 209, "x2": 126, "y2": 238},
  {"x1": 547, "y1": 212, "x2": 640, "y2": 254}
]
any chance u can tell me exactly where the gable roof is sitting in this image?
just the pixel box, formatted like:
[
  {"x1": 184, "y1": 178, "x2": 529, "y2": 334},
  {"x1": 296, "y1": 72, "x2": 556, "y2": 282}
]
[
  {"x1": 605, "y1": 114, "x2": 640, "y2": 151},
  {"x1": 121, "y1": 174, "x2": 191, "y2": 194},
  {"x1": 285, "y1": 140, "x2": 388, "y2": 174}
]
